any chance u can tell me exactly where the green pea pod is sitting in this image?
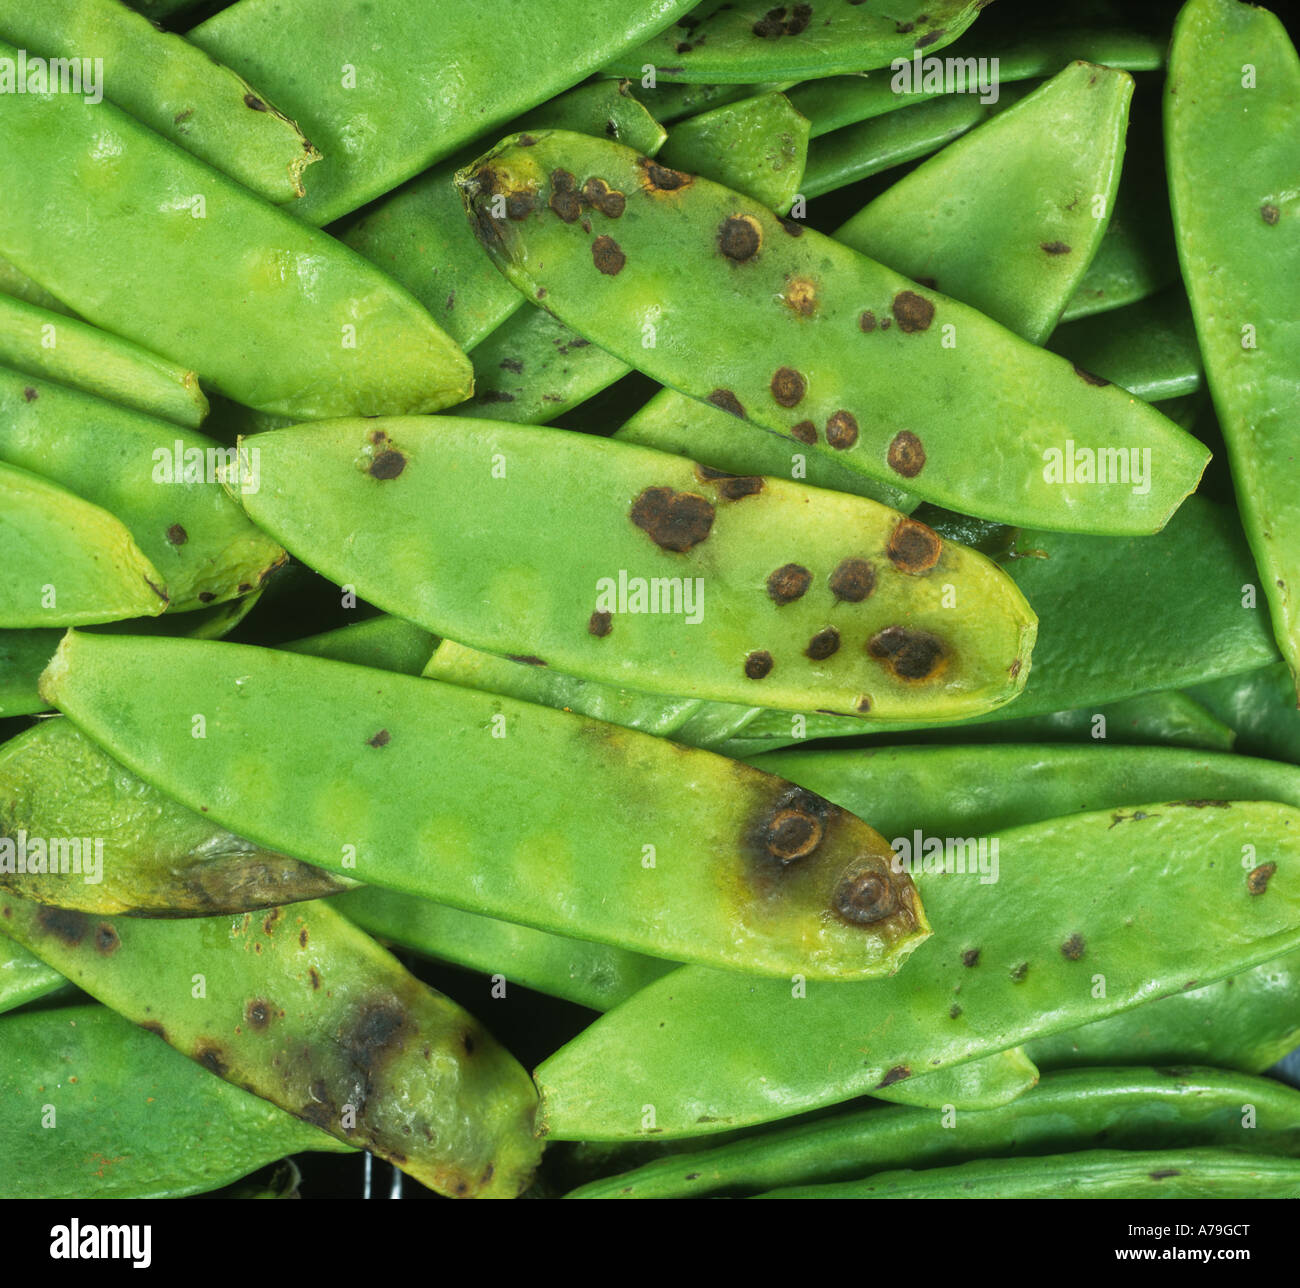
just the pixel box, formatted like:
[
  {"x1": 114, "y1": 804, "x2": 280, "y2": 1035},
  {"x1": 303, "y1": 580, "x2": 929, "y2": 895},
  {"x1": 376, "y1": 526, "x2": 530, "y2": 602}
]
[
  {"x1": 1050, "y1": 286, "x2": 1202, "y2": 402},
  {"x1": 521, "y1": 78, "x2": 671, "y2": 159},
  {"x1": 0, "y1": 717, "x2": 356, "y2": 916},
  {"x1": 0, "y1": 294, "x2": 207, "y2": 428},
  {"x1": 0, "y1": 0, "x2": 321, "y2": 204},
  {"x1": 801, "y1": 88, "x2": 1030, "y2": 199},
  {"x1": 40, "y1": 631, "x2": 929, "y2": 978},
  {"x1": 1167, "y1": 0, "x2": 1300, "y2": 694},
  {"x1": 535, "y1": 799, "x2": 1300, "y2": 1138},
  {"x1": 1028, "y1": 948, "x2": 1300, "y2": 1076},
  {"x1": 602, "y1": 1, "x2": 983, "y2": 84},
  {"x1": 834, "y1": 63, "x2": 1132, "y2": 345},
  {"x1": 458, "y1": 130, "x2": 1207, "y2": 533},
  {"x1": 0, "y1": 367, "x2": 284, "y2": 612},
  {"x1": 0, "y1": 50, "x2": 472, "y2": 421},
  {"x1": 0, "y1": 898, "x2": 540, "y2": 1198},
  {"x1": 0, "y1": 253, "x2": 71, "y2": 314},
  {"x1": 730, "y1": 495, "x2": 1278, "y2": 746},
  {"x1": 0, "y1": 938, "x2": 67, "y2": 1016},
  {"x1": 0, "y1": 462, "x2": 168, "y2": 628},
  {"x1": 337, "y1": 886, "x2": 677, "y2": 1015},
  {"x1": 424, "y1": 639, "x2": 762, "y2": 751},
  {"x1": 0, "y1": 1004, "x2": 351, "y2": 1199},
  {"x1": 1189, "y1": 662, "x2": 1300, "y2": 765},
  {"x1": 628, "y1": 80, "x2": 765, "y2": 126},
  {"x1": 569, "y1": 1066, "x2": 1300, "y2": 1199},
  {"x1": 658, "y1": 92, "x2": 809, "y2": 213},
  {"x1": 868, "y1": 1048, "x2": 1037, "y2": 1112},
  {"x1": 190, "y1": 0, "x2": 697, "y2": 226},
  {"x1": 236, "y1": 416, "x2": 1036, "y2": 718},
  {"x1": 281, "y1": 613, "x2": 436, "y2": 676},
  {"x1": 614, "y1": 387, "x2": 921, "y2": 511},
  {"x1": 757, "y1": 1148, "x2": 1300, "y2": 1199}
]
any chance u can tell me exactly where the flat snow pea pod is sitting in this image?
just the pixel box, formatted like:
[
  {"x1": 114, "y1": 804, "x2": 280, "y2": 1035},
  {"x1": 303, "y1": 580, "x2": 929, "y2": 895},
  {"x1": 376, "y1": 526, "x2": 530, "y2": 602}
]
[
  {"x1": 0, "y1": 56, "x2": 472, "y2": 423},
  {"x1": 0, "y1": 1004, "x2": 352, "y2": 1199},
  {"x1": 280, "y1": 613, "x2": 436, "y2": 676},
  {"x1": 0, "y1": 463, "x2": 168, "y2": 628},
  {"x1": 1029, "y1": 949, "x2": 1300, "y2": 1076},
  {"x1": 867, "y1": 1048, "x2": 1037, "y2": 1112},
  {"x1": 424, "y1": 639, "x2": 763, "y2": 752},
  {"x1": 0, "y1": 899, "x2": 540, "y2": 1198},
  {"x1": 1049, "y1": 286, "x2": 1203, "y2": 402},
  {"x1": 0, "y1": 0, "x2": 321, "y2": 203},
  {"x1": 0, "y1": 717, "x2": 356, "y2": 916},
  {"x1": 1189, "y1": 662, "x2": 1300, "y2": 764},
  {"x1": 602, "y1": 1, "x2": 983, "y2": 84},
  {"x1": 834, "y1": 63, "x2": 1133, "y2": 345},
  {"x1": 728, "y1": 495, "x2": 1279, "y2": 745},
  {"x1": 0, "y1": 293, "x2": 207, "y2": 428},
  {"x1": 1166, "y1": 0, "x2": 1300, "y2": 695},
  {"x1": 757, "y1": 1148, "x2": 1300, "y2": 1199},
  {"x1": 614, "y1": 388, "x2": 920, "y2": 511},
  {"x1": 236, "y1": 417, "x2": 1037, "y2": 718},
  {"x1": 0, "y1": 254, "x2": 73, "y2": 314},
  {"x1": 629, "y1": 80, "x2": 765, "y2": 126},
  {"x1": 534, "y1": 799, "x2": 1300, "y2": 1138},
  {"x1": 190, "y1": 0, "x2": 698, "y2": 226},
  {"x1": 658, "y1": 92, "x2": 809, "y2": 213},
  {"x1": 0, "y1": 368, "x2": 285, "y2": 613},
  {"x1": 568, "y1": 1066, "x2": 1300, "y2": 1199},
  {"x1": 41, "y1": 632, "x2": 930, "y2": 978},
  {"x1": 0, "y1": 937, "x2": 67, "y2": 1016},
  {"x1": 337, "y1": 887, "x2": 677, "y2": 1015},
  {"x1": 459, "y1": 132, "x2": 1208, "y2": 534}
]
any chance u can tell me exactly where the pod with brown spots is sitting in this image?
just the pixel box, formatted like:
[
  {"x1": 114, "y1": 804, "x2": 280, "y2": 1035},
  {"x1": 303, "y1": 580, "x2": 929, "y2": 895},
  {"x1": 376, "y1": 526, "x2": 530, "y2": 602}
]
[
  {"x1": 534, "y1": 799, "x2": 1300, "y2": 1138},
  {"x1": 456, "y1": 130, "x2": 1209, "y2": 534},
  {"x1": 0, "y1": 892, "x2": 541, "y2": 1198},
  {"x1": 232, "y1": 416, "x2": 1036, "y2": 719}
]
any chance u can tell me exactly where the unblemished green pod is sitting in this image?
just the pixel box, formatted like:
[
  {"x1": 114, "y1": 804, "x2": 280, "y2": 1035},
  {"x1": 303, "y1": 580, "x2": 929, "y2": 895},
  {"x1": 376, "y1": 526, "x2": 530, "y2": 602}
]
[
  {"x1": 1189, "y1": 662, "x2": 1300, "y2": 765},
  {"x1": 756, "y1": 1148, "x2": 1300, "y2": 1199},
  {"x1": 281, "y1": 614, "x2": 436, "y2": 674},
  {"x1": 1050, "y1": 286, "x2": 1202, "y2": 402},
  {"x1": 190, "y1": 0, "x2": 697, "y2": 226},
  {"x1": 534, "y1": 799, "x2": 1300, "y2": 1138},
  {"x1": 0, "y1": 717, "x2": 356, "y2": 916},
  {"x1": 0, "y1": 367, "x2": 284, "y2": 613},
  {"x1": 40, "y1": 631, "x2": 930, "y2": 979},
  {"x1": 731, "y1": 495, "x2": 1278, "y2": 747},
  {"x1": 0, "y1": 937, "x2": 67, "y2": 1016},
  {"x1": 569, "y1": 1066, "x2": 1300, "y2": 1199},
  {"x1": 834, "y1": 63, "x2": 1132, "y2": 345},
  {"x1": 0, "y1": 1004, "x2": 352, "y2": 1199},
  {"x1": 0, "y1": 462, "x2": 168, "y2": 628},
  {"x1": 0, "y1": 294, "x2": 207, "y2": 427},
  {"x1": 0, "y1": 253, "x2": 71, "y2": 314},
  {"x1": 236, "y1": 416, "x2": 1036, "y2": 718},
  {"x1": 658, "y1": 92, "x2": 809, "y2": 213},
  {"x1": 0, "y1": 894, "x2": 543, "y2": 1198},
  {"x1": 459, "y1": 131, "x2": 1208, "y2": 533},
  {"x1": 1028, "y1": 948, "x2": 1300, "y2": 1076},
  {"x1": 0, "y1": 46, "x2": 472, "y2": 421},
  {"x1": 1166, "y1": 0, "x2": 1300, "y2": 694},
  {"x1": 602, "y1": 1, "x2": 983, "y2": 83},
  {"x1": 0, "y1": 0, "x2": 321, "y2": 203}
]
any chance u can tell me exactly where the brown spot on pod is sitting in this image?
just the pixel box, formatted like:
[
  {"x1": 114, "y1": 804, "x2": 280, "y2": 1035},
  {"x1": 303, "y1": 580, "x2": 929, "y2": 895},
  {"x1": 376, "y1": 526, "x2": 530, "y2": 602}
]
[
  {"x1": 548, "y1": 168, "x2": 582, "y2": 223},
  {"x1": 588, "y1": 610, "x2": 613, "y2": 637},
  {"x1": 886, "y1": 517, "x2": 942, "y2": 574},
  {"x1": 949, "y1": 1004, "x2": 962, "y2": 1019},
  {"x1": 1149, "y1": 1168, "x2": 1181, "y2": 1181},
  {"x1": 1010, "y1": 962, "x2": 1029, "y2": 981},
  {"x1": 1073, "y1": 364, "x2": 1110, "y2": 387},
  {"x1": 707, "y1": 388, "x2": 746, "y2": 418},
  {"x1": 166, "y1": 524, "x2": 188, "y2": 545},
  {"x1": 745, "y1": 650, "x2": 774, "y2": 679},
  {"x1": 833, "y1": 862, "x2": 899, "y2": 925},
  {"x1": 718, "y1": 214, "x2": 762, "y2": 262},
  {"x1": 961, "y1": 949, "x2": 980, "y2": 967},
  {"x1": 1010, "y1": 658, "x2": 1022, "y2": 678},
  {"x1": 825, "y1": 410, "x2": 859, "y2": 450},
  {"x1": 196, "y1": 1044, "x2": 228, "y2": 1076},
  {"x1": 505, "y1": 189, "x2": 537, "y2": 221},
  {"x1": 369, "y1": 450, "x2": 406, "y2": 479},
  {"x1": 309, "y1": 968, "x2": 321, "y2": 990},
  {"x1": 299, "y1": 928, "x2": 309, "y2": 948},
  {"x1": 197, "y1": 591, "x2": 216, "y2": 603},
  {"x1": 766, "y1": 808, "x2": 825, "y2": 861},
  {"x1": 1261, "y1": 204, "x2": 1280, "y2": 225},
  {"x1": 858, "y1": 310, "x2": 877, "y2": 332},
  {"x1": 366, "y1": 729, "x2": 391, "y2": 748},
  {"x1": 94, "y1": 924, "x2": 120, "y2": 955},
  {"x1": 506, "y1": 654, "x2": 547, "y2": 666},
  {"x1": 748, "y1": 786, "x2": 832, "y2": 874},
  {"x1": 516, "y1": 134, "x2": 537, "y2": 147},
  {"x1": 1060, "y1": 933, "x2": 1086, "y2": 960},
  {"x1": 630, "y1": 486, "x2": 715, "y2": 552},
  {"x1": 892, "y1": 290, "x2": 935, "y2": 333},
  {"x1": 766, "y1": 563, "x2": 812, "y2": 605},
  {"x1": 770, "y1": 366, "x2": 806, "y2": 407},
  {"x1": 243, "y1": 93, "x2": 269, "y2": 112},
  {"x1": 778, "y1": 216, "x2": 803, "y2": 237},
  {"x1": 639, "y1": 158, "x2": 692, "y2": 193},
  {"x1": 694, "y1": 463, "x2": 762, "y2": 499},
  {"x1": 877, "y1": 1064, "x2": 911, "y2": 1087},
  {"x1": 499, "y1": 357, "x2": 523, "y2": 374},
  {"x1": 856, "y1": 695, "x2": 872, "y2": 714},
  {"x1": 917, "y1": 28, "x2": 946, "y2": 48},
  {"x1": 141, "y1": 1021, "x2": 167, "y2": 1040},
  {"x1": 783, "y1": 275, "x2": 818, "y2": 316},
  {"x1": 22, "y1": 387, "x2": 37, "y2": 402},
  {"x1": 1041, "y1": 241, "x2": 1071, "y2": 255},
  {"x1": 37, "y1": 906, "x2": 88, "y2": 946},
  {"x1": 582, "y1": 177, "x2": 626, "y2": 218},
  {"x1": 868, "y1": 626, "x2": 946, "y2": 682},
  {"x1": 1247, "y1": 862, "x2": 1276, "y2": 895},
  {"x1": 462, "y1": 1030, "x2": 477, "y2": 1055},
  {"x1": 805, "y1": 627, "x2": 840, "y2": 660},
  {"x1": 592, "y1": 235, "x2": 626, "y2": 275},
  {"x1": 245, "y1": 999, "x2": 272, "y2": 1030},
  {"x1": 829, "y1": 557, "x2": 876, "y2": 602},
  {"x1": 887, "y1": 430, "x2": 926, "y2": 478},
  {"x1": 790, "y1": 420, "x2": 817, "y2": 444}
]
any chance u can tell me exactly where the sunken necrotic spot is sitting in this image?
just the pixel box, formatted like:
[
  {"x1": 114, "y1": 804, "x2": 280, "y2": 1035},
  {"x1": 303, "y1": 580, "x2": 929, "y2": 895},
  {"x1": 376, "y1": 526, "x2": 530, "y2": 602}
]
[
  {"x1": 694, "y1": 464, "x2": 762, "y2": 499},
  {"x1": 707, "y1": 388, "x2": 746, "y2": 418},
  {"x1": 641, "y1": 159, "x2": 691, "y2": 192},
  {"x1": 592, "y1": 235, "x2": 626, "y2": 275},
  {"x1": 94, "y1": 924, "x2": 120, "y2": 955},
  {"x1": 1060, "y1": 933, "x2": 1086, "y2": 961},
  {"x1": 770, "y1": 366, "x2": 806, "y2": 408},
  {"x1": 166, "y1": 523, "x2": 189, "y2": 545},
  {"x1": 887, "y1": 430, "x2": 926, "y2": 478},
  {"x1": 744, "y1": 650, "x2": 774, "y2": 679},
  {"x1": 369, "y1": 450, "x2": 406, "y2": 479},
  {"x1": 630, "y1": 486, "x2": 715, "y2": 552},
  {"x1": 1073, "y1": 364, "x2": 1110, "y2": 387},
  {"x1": 588, "y1": 610, "x2": 613, "y2": 637},
  {"x1": 858, "y1": 310, "x2": 877, "y2": 332},
  {"x1": 805, "y1": 627, "x2": 840, "y2": 660},
  {"x1": 1247, "y1": 862, "x2": 1277, "y2": 895},
  {"x1": 766, "y1": 562, "x2": 812, "y2": 605},
  {"x1": 1041, "y1": 241, "x2": 1071, "y2": 255},
  {"x1": 790, "y1": 420, "x2": 817, "y2": 444},
  {"x1": 868, "y1": 626, "x2": 946, "y2": 681},
  {"x1": 833, "y1": 863, "x2": 899, "y2": 925},
  {"x1": 825, "y1": 410, "x2": 859, "y2": 450},
  {"x1": 582, "y1": 178, "x2": 626, "y2": 218},
  {"x1": 548, "y1": 169, "x2": 582, "y2": 222},
  {"x1": 1261, "y1": 204, "x2": 1280, "y2": 225},
  {"x1": 829, "y1": 557, "x2": 875, "y2": 602},
  {"x1": 886, "y1": 518, "x2": 942, "y2": 574},
  {"x1": 37, "y1": 905, "x2": 88, "y2": 946},
  {"x1": 891, "y1": 290, "x2": 935, "y2": 333},
  {"x1": 718, "y1": 214, "x2": 762, "y2": 262}
]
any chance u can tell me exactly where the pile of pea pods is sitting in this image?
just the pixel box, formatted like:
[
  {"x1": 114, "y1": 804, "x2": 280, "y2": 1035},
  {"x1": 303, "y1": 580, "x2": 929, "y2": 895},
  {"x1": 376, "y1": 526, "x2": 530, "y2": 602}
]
[{"x1": 1, "y1": 0, "x2": 1299, "y2": 1204}]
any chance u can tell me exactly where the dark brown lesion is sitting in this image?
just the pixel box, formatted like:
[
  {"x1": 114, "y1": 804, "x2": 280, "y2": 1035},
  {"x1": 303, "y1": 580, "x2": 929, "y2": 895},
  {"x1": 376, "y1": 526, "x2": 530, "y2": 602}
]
[
  {"x1": 766, "y1": 563, "x2": 812, "y2": 605},
  {"x1": 891, "y1": 290, "x2": 935, "y2": 333},
  {"x1": 744, "y1": 650, "x2": 774, "y2": 679},
  {"x1": 886, "y1": 517, "x2": 942, "y2": 574},
  {"x1": 1247, "y1": 862, "x2": 1277, "y2": 895},
  {"x1": 829, "y1": 557, "x2": 875, "y2": 602},
  {"x1": 591, "y1": 235, "x2": 626, "y2": 275},
  {"x1": 581, "y1": 178, "x2": 626, "y2": 218},
  {"x1": 1041, "y1": 241, "x2": 1071, "y2": 255},
  {"x1": 877, "y1": 1064, "x2": 912, "y2": 1087},
  {"x1": 36, "y1": 905, "x2": 89, "y2": 946},
  {"x1": 588, "y1": 610, "x2": 613, "y2": 637},
  {"x1": 825, "y1": 410, "x2": 859, "y2": 449},
  {"x1": 1073, "y1": 365, "x2": 1110, "y2": 387},
  {"x1": 805, "y1": 627, "x2": 840, "y2": 660},
  {"x1": 369, "y1": 450, "x2": 406, "y2": 480},
  {"x1": 790, "y1": 420, "x2": 817, "y2": 444},
  {"x1": 770, "y1": 367, "x2": 806, "y2": 407},
  {"x1": 887, "y1": 430, "x2": 926, "y2": 478},
  {"x1": 1060, "y1": 933, "x2": 1086, "y2": 960},
  {"x1": 630, "y1": 486, "x2": 715, "y2": 552},
  {"x1": 707, "y1": 389, "x2": 746, "y2": 418},
  {"x1": 718, "y1": 215, "x2": 762, "y2": 263},
  {"x1": 94, "y1": 923, "x2": 120, "y2": 955},
  {"x1": 245, "y1": 999, "x2": 273, "y2": 1030},
  {"x1": 638, "y1": 158, "x2": 692, "y2": 194},
  {"x1": 832, "y1": 863, "x2": 898, "y2": 925},
  {"x1": 694, "y1": 463, "x2": 762, "y2": 499},
  {"x1": 868, "y1": 626, "x2": 947, "y2": 682}
]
